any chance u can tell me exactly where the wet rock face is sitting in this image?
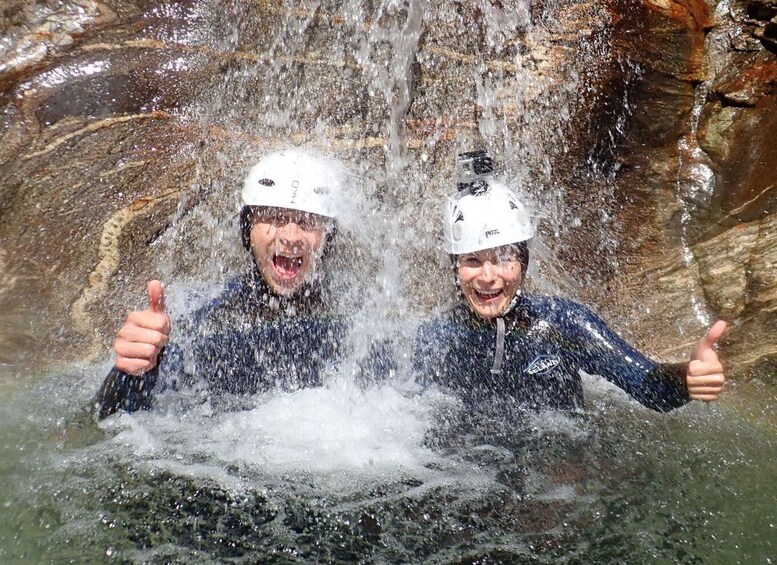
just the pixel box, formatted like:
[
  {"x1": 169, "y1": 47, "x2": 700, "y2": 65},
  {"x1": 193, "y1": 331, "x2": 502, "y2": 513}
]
[
  {"x1": 600, "y1": 0, "x2": 777, "y2": 380},
  {"x1": 0, "y1": 0, "x2": 212, "y2": 370},
  {"x1": 0, "y1": 0, "x2": 774, "y2": 381}
]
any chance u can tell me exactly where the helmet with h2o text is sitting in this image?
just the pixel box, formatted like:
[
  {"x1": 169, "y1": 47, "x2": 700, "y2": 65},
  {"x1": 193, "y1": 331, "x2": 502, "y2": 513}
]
[
  {"x1": 443, "y1": 180, "x2": 534, "y2": 255},
  {"x1": 240, "y1": 149, "x2": 345, "y2": 249},
  {"x1": 241, "y1": 148, "x2": 345, "y2": 218}
]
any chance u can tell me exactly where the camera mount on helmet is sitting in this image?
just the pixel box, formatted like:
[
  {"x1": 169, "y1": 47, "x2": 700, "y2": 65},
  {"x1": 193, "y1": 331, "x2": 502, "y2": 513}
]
[
  {"x1": 456, "y1": 150, "x2": 494, "y2": 194},
  {"x1": 444, "y1": 149, "x2": 534, "y2": 256}
]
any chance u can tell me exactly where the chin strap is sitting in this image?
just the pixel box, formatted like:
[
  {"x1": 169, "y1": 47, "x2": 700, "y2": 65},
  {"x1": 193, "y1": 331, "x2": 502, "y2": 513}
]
[
  {"x1": 491, "y1": 316, "x2": 506, "y2": 375},
  {"x1": 501, "y1": 285, "x2": 522, "y2": 316}
]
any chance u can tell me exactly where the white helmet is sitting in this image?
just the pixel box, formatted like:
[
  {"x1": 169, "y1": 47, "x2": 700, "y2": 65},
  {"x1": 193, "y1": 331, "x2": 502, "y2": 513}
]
[
  {"x1": 443, "y1": 181, "x2": 534, "y2": 255},
  {"x1": 241, "y1": 149, "x2": 345, "y2": 218}
]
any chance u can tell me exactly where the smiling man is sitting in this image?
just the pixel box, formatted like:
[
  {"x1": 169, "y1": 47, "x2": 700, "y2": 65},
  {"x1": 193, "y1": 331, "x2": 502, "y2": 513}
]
[{"x1": 95, "y1": 149, "x2": 353, "y2": 418}]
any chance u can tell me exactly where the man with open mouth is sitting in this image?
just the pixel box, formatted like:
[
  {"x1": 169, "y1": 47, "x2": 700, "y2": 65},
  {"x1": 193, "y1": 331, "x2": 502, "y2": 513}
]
[
  {"x1": 413, "y1": 150, "x2": 727, "y2": 413},
  {"x1": 94, "y1": 148, "x2": 360, "y2": 418}
]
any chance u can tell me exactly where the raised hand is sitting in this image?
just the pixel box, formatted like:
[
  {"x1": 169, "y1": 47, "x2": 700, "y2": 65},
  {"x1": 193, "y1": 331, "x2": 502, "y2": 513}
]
[
  {"x1": 114, "y1": 280, "x2": 171, "y2": 376},
  {"x1": 686, "y1": 320, "x2": 727, "y2": 402}
]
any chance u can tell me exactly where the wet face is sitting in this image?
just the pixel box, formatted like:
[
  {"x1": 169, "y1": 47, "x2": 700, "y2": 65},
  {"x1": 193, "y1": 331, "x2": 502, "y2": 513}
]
[
  {"x1": 456, "y1": 245, "x2": 523, "y2": 319},
  {"x1": 248, "y1": 207, "x2": 331, "y2": 296}
]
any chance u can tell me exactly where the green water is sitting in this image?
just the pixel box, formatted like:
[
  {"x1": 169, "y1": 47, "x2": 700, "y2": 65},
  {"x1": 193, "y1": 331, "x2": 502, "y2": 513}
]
[{"x1": 0, "y1": 367, "x2": 774, "y2": 564}]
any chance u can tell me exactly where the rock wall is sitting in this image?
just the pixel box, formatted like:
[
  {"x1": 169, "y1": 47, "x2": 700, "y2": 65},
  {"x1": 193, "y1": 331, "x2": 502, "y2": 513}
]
[
  {"x1": 600, "y1": 0, "x2": 777, "y2": 380},
  {"x1": 0, "y1": 0, "x2": 775, "y2": 381}
]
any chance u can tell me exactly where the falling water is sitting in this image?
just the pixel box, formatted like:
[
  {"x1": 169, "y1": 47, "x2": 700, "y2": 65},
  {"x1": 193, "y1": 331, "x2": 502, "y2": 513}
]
[{"x1": 1, "y1": 0, "x2": 775, "y2": 563}]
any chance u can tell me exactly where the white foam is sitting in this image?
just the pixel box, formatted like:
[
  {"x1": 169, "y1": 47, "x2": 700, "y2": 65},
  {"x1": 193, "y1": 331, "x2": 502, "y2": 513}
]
[
  {"x1": 100, "y1": 378, "x2": 473, "y2": 492},
  {"x1": 206, "y1": 378, "x2": 442, "y2": 475}
]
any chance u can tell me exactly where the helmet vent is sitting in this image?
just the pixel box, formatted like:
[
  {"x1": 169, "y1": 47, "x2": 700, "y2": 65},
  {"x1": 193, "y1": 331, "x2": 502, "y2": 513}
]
[{"x1": 258, "y1": 178, "x2": 275, "y2": 186}]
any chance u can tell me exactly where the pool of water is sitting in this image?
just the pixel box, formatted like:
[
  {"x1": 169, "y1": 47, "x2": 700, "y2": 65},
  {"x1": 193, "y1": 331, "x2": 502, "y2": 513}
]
[{"x1": 0, "y1": 364, "x2": 774, "y2": 564}]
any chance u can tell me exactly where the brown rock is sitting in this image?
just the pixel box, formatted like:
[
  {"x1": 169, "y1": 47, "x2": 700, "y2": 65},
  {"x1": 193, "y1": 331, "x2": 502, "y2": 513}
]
[
  {"x1": 730, "y1": 31, "x2": 764, "y2": 52},
  {"x1": 615, "y1": 0, "x2": 712, "y2": 81},
  {"x1": 698, "y1": 101, "x2": 743, "y2": 163},
  {"x1": 697, "y1": 96, "x2": 777, "y2": 228},
  {"x1": 691, "y1": 213, "x2": 777, "y2": 380},
  {"x1": 712, "y1": 51, "x2": 777, "y2": 106},
  {"x1": 748, "y1": 213, "x2": 777, "y2": 309},
  {"x1": 694, "y1": 222, "x2": 760, "y2": 319},
  {"x1": 763, "y1": 17, "x2": 777, "y2": 49},
  {"x1": 0, "y1": 0, "x2": 119, "y2": 92},
  {"x1": 643, "y1": 0, "x2": 714, "y2": 30}
]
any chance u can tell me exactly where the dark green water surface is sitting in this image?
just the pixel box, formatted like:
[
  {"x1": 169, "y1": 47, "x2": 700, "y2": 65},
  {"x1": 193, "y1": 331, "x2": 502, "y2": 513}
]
[{"x1": 0, "y1": 366, "x2": 774, "y2": 564}]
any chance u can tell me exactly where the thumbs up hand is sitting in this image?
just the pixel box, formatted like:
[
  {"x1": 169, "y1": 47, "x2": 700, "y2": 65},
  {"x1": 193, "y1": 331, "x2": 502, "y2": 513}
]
[
  {"x1": 114, "y1": 280, "x2": 172, "y2": 376},
  {"x1": 686, "y1": 320, "x2": 727, "y2": 402}
]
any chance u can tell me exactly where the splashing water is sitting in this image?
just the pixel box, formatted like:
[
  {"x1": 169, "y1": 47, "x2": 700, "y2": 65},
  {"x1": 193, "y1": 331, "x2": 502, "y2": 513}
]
[
  {"x1": 105, "y1": 378, "x2": 457, "y2": 480},
  {"x1": 2, "y1": 363, "x2": 775, "y2": 562}
]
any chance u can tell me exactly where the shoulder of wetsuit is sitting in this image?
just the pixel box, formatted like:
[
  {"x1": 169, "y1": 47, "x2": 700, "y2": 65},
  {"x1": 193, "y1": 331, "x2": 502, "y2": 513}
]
[
  {"x1": 204, "y1": 314, "x2": 350, "y2": 351},
  {"x1": 517, "y1": 293, "x2": 577, "y2": 316},
  {"x1": 188, "y1": 275, "x2": 251, "y2": 326},
  {"x1": 185, "y1": 270, "x2": 294, "y2": 333},
  {"x1": 515, "y1": 294, "x2": 601, "y2": 330},
  {"x1": 416, "y1": 309, "x2": 463, "y2": 341},
  {"x1": 412, "y1": 315, "x2": 452, "y2": 362}
]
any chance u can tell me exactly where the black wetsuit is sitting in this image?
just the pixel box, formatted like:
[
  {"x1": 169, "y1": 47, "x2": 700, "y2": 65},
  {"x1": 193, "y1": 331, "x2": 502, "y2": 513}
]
[
  {"x1": 94, "y1": 268, "x2": 352, "y2": 419},
  {"x1": 413, "y1": 294, "x2": 690, "y2": 412}
]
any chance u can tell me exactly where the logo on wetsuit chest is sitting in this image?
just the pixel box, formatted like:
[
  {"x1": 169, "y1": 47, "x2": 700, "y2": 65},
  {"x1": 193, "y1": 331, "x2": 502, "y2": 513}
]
[{"x1": 525, "y1": 355, "x2": 561, "y2": 375}]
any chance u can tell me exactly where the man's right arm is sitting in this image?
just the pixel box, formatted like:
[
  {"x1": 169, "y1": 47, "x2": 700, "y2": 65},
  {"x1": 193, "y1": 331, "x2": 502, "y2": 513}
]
[
  {"x1": 94, "y1": 280, "x2": 171, "y2": 419},
  {"x1": 94, "y1": 366, "x2": 160, "y2": 419}
]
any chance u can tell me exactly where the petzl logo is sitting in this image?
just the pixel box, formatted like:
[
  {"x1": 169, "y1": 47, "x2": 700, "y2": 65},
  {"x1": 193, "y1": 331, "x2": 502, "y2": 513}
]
[
  {"x1": 484, "y1": 228, "x2": 500, "y2": 237},
  {"x1": 525, "y1": 355, "x2": 560, "y2": 375}
]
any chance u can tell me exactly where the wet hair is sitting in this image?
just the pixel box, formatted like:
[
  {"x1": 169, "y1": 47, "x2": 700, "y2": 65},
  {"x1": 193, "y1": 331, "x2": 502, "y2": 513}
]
[
  {"x1": 515, "y1": 241, "x2": 530, "y2": 276},
  {"x1": 240, "y1": 206, "x2": 254, "y2": 250}
]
